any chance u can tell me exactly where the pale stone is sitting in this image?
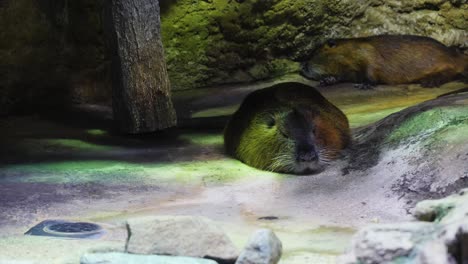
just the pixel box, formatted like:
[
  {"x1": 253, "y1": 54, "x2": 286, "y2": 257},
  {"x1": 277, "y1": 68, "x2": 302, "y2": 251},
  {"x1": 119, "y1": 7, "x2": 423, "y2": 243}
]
[
  {"x1": 338, "y1": 222, "x2": 437, "y2": 263},
  {"x1": 235, "y1": 229, "x2": 282, "y2": 264},
  {"x1": 340, "y1": 189, "x2": 468, "y2": 263},
  {"x1": 125, "y1": 216, "x2": 239, "y2": 261},
  {"x1": 416, "y1": 241, "x2": 456, "y2": 264},
  {"x1": 80, "y1": 252, "x2": 218, "y2": 264}
]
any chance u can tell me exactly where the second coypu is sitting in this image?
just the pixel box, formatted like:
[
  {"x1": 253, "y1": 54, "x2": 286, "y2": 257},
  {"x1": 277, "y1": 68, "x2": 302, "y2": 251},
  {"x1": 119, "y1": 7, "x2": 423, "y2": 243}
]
[
  {"x1": 224, "y1": 82, "x2": 351, "y2": 174},
  {"x1": 301, "y1": 35, "x2": 468, "y2": 89}
]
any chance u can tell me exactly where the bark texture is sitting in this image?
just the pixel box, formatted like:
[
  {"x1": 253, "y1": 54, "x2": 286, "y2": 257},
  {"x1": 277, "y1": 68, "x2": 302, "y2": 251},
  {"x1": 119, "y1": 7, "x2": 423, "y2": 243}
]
[{"x1": 106, "y1": 0, "x2": 176, "y2": 133}]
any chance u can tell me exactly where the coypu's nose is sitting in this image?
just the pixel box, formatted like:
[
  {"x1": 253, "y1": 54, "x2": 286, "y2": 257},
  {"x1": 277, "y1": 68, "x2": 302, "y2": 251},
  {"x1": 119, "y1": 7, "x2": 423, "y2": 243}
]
[{"x1": 297, "y1": 148, "x2": 318, "y2": 162}]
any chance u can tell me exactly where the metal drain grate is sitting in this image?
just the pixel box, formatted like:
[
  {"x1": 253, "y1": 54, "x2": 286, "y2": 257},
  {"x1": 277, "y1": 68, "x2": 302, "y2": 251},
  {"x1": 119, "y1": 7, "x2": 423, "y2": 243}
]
[{"x1": 25, "y1": 220, "x2": 105, "y2": 239}]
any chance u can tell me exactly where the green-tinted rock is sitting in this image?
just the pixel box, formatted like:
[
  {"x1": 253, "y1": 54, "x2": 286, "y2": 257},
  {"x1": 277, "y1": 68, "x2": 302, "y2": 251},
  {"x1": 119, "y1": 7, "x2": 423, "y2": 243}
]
[
  {"x1": 386, "y1": 107, "x2": 468, "y2": 146},
  {"x1": 80, "y1": 252, "x2": 218, "y2": 264}
]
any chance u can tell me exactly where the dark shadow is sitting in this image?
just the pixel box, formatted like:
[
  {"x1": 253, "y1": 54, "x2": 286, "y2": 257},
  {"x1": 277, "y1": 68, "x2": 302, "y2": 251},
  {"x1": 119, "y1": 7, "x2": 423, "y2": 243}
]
[
  {"x1": 0, "y1": 104, "x2": 227, "y2": 168},
  {"x1": 159, "y1": 0, "x2": 180, "y2": 15}
]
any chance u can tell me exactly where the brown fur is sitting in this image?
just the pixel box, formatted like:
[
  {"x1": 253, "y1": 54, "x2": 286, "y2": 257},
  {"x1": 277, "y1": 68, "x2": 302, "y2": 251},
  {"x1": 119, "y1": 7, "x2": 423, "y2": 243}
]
[
  {"x1": 224, "y1": 82, "x2": 350, "y2": 174},
  {"x1": 302, "y1": 35, "x2": 468, "y2": 87}
]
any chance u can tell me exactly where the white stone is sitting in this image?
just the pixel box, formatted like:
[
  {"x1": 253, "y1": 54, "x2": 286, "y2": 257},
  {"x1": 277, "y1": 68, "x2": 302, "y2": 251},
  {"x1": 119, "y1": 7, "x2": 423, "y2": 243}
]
[
  {"x1": 416, "y1": 241, "x2": 456, "y2": 264},
  {"x1": 81, "y1": 252, "x2": 218, "y2": 264},
  {"x1": 338, "y1": 222, "x2": 435, "y2": 264},
  {"x1": 235, "y1": 229, "x2": 282, "y2": 264},
  {"x1": 125, "y1": 216, "x2": 239, "y2": 261},
  {"x1": 340, "y1": 189, "x2": 468, "y2": 264}
]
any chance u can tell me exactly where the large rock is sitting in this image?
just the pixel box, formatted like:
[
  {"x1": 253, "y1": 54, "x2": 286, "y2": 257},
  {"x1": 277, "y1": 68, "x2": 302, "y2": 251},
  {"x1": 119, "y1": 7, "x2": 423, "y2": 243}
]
[
  {"x1": 125, "y1": 216, "x2": 239, "y2": 261},
  {"x1": 415, "y1": 188, "x2": 468, "y2": 224},
  {"x1": 338, "y1": 222, "x2": 439, "y2": 264},
  {"x1": 235, "y1": 229, "x2": 282, "y2": 264},
  {"x1": 159, "y1": 0, "x2": 467, "y2": 90},
  {"x1": 339, "y1": 189, "x2": 468, "y2": 264},
  {"x1": 348, "y1": 90, "x2": 468, "y2": 206},
  {"x1": 81, "y1": 252, "x2": 218, "y2": 264}
]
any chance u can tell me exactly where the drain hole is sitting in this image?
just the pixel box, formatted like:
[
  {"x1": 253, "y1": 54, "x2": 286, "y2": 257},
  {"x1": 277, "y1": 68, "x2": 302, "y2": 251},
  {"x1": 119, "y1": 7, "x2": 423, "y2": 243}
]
[
  {"x1": 258, "y1": 216, "x2": 279, "y2": 221},
  {"x1": 25, "y1": 220, "x2": 105, "y2": 239},
  {"x1": 46, "y1": 222, "x2": 101, "y2": 233}
]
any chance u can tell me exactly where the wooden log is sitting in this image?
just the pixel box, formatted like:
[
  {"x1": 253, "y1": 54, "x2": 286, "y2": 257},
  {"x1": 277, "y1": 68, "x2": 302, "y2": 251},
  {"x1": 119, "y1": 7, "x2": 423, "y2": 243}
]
[{"x1": 105, "y1": 0, "x2": 176, "y2": 133}]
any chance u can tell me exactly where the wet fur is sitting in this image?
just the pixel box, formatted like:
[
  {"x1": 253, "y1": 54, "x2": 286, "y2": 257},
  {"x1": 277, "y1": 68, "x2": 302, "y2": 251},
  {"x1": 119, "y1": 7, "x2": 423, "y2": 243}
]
[
  {"x1": 303, "y1": 35, "x2": 468, "y2": 87},
  {"x1": 224, "y1": 82, "x2": 351, "y2": 174}
]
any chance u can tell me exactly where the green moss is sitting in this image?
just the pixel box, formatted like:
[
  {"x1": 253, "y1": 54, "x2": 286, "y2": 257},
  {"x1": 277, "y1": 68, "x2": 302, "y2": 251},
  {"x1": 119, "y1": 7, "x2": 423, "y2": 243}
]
[
  {"x1": 348, "y1": 106, "x2": 407, "y2": 128},
  {"x1": 191, "y1": 105, "x2": 239, "y2": 118},
  {"x1": 432, "y1": 124, "x2": 468, "y2": 145},
  {"x1": 44, "y1": 139, "x2": 113, "y2": 151},
  {"x1": 1, "y1": 158, "x2": 280, "y2": 185},
  {"x1": 17, "y1": 138, "x2": 115, "y2": 154},
  {"x1": 160, "y1": 0, "x2": 320, "y2": 90},
  {"x1": 386, "y1": 107, "x2": 468, "y2": 145},
  {"x1": 161, "y1": 2, "x2": 223, "y2": 89},
  {"x1": 179, "y1": 133, "x2": 223, "y2": 146},
  {"x1": 87, "y1": 129, "x2": 108, "y2": 136}
]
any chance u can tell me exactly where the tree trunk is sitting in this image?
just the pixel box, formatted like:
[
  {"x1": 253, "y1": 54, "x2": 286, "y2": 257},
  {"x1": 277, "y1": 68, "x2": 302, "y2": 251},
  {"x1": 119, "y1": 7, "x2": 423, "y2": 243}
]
[{"x1": 105, "y1": 0, "x2": 176, "y2": 133}]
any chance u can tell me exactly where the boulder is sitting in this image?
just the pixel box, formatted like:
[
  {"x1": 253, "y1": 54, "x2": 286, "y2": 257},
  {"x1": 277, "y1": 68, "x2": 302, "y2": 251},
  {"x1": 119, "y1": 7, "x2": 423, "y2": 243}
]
[
  {"x1": 338, "y1": 222, "x2": 437, "y2": 264},
  {"x1": 80, "y1": 252, "x2": 218, "y2": 264},
  {"x1": 339, "y1": 189, "x2": 468, "y2": 264},
  {"x1": 348, "y1": 90, "x2": 468, "y2": 207},
  {"x1": 235, "y1": 229, "x2": 282, "y2": 264},
  {"x1": 125, "y1": 216, "x2": 239, "y2": 262},
  {"x1": 414, "y1": 189, "x2": 468, "y2": 224}
]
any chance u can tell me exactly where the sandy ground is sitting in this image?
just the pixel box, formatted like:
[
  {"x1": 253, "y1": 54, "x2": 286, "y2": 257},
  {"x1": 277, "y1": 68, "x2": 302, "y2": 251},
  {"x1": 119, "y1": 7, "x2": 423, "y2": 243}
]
[{"x1": 0, "y1": 78, "x2": 466, "y2": 264}]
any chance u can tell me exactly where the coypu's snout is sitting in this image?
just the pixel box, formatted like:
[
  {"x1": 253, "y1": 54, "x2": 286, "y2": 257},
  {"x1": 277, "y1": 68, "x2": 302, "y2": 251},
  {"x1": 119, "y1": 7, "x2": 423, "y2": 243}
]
[
  {"x1": 284, "y1": 107, "x2": 323, "y2": 173},
  {"x1": 300, "y1": 61, "x2": 321, "y2": 80},
  {"x1": 294, "y1": 142, "x2": 322, "y2": 174},
  {"x1": 296, "y1": 145, "x2": 318, "y2": 162}
]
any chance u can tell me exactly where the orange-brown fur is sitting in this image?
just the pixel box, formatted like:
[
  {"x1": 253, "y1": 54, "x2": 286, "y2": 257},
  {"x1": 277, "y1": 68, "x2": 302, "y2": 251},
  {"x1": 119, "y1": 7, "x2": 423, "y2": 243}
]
[{"x1": 302, "y1": 35, "x2": 468, "y2": 87}]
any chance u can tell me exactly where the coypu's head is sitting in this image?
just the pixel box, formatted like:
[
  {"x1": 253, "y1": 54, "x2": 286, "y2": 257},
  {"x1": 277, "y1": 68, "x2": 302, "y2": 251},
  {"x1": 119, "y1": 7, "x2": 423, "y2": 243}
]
[
  {"x1": 301, "y1": 39, "x2": 363, "y2": 81},
  {"x1": 224, "y1": 83, "x2": 350, "y2": 174}
]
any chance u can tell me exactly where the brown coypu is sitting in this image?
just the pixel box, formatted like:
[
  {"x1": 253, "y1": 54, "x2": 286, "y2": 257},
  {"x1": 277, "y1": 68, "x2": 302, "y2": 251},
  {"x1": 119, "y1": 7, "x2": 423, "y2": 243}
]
[
  {"x1": 224, "y1": 82, "x2": 351, "y2": 174},
  {"x1": 301, "y1": 35, "x2": 468, "y2": 89}
]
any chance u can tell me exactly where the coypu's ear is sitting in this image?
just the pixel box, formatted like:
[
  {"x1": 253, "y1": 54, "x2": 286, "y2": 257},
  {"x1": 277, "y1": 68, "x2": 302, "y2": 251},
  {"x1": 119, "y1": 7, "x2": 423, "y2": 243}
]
[{"x1": 326, "y1": 39, "x2": 337, "y2": 48}]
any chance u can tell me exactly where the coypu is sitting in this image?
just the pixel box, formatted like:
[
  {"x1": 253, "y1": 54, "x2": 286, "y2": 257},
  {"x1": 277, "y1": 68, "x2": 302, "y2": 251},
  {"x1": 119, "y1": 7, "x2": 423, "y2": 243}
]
[
  {"x1": 224, "y1": 82, "x2": 351, "y2": 174},
  {"x1": 301, "y1": 35, "x2": 468, "y2": 89}
]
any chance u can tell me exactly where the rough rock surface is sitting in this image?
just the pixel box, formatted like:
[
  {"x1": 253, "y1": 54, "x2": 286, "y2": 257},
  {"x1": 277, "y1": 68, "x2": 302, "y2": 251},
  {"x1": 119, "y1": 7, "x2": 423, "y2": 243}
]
[
  {"x1": 339, "y1": 189, "x2": 468, "y2": 264},
  {"x1": 81, "y1": 252, "x2": 218, "y2": 264},
  {"x1": 160, "y1": 0, "x2": 467, "y2": 90},
  {"x1": 160, "y1": 0, "x2": 306, "y2": 90},
  {"x1": 125, "y1": 216, "x2": 239, "y2": 261},
  {"x1": 235, "y1": 229, "x2": 282, "y2": 264},
  {"x1": 348, "y1": 89, "x2": 468, "y2": 206}
]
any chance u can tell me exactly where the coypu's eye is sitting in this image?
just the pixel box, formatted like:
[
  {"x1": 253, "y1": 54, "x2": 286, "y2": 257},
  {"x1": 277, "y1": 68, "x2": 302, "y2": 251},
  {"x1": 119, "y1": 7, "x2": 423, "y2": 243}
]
[
  {"x1": 266, "y1": 116, "x2": 276, "y2": 128},
  {"x1": 326, "y1": 39, "x2": 337, "y2": 48}
]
